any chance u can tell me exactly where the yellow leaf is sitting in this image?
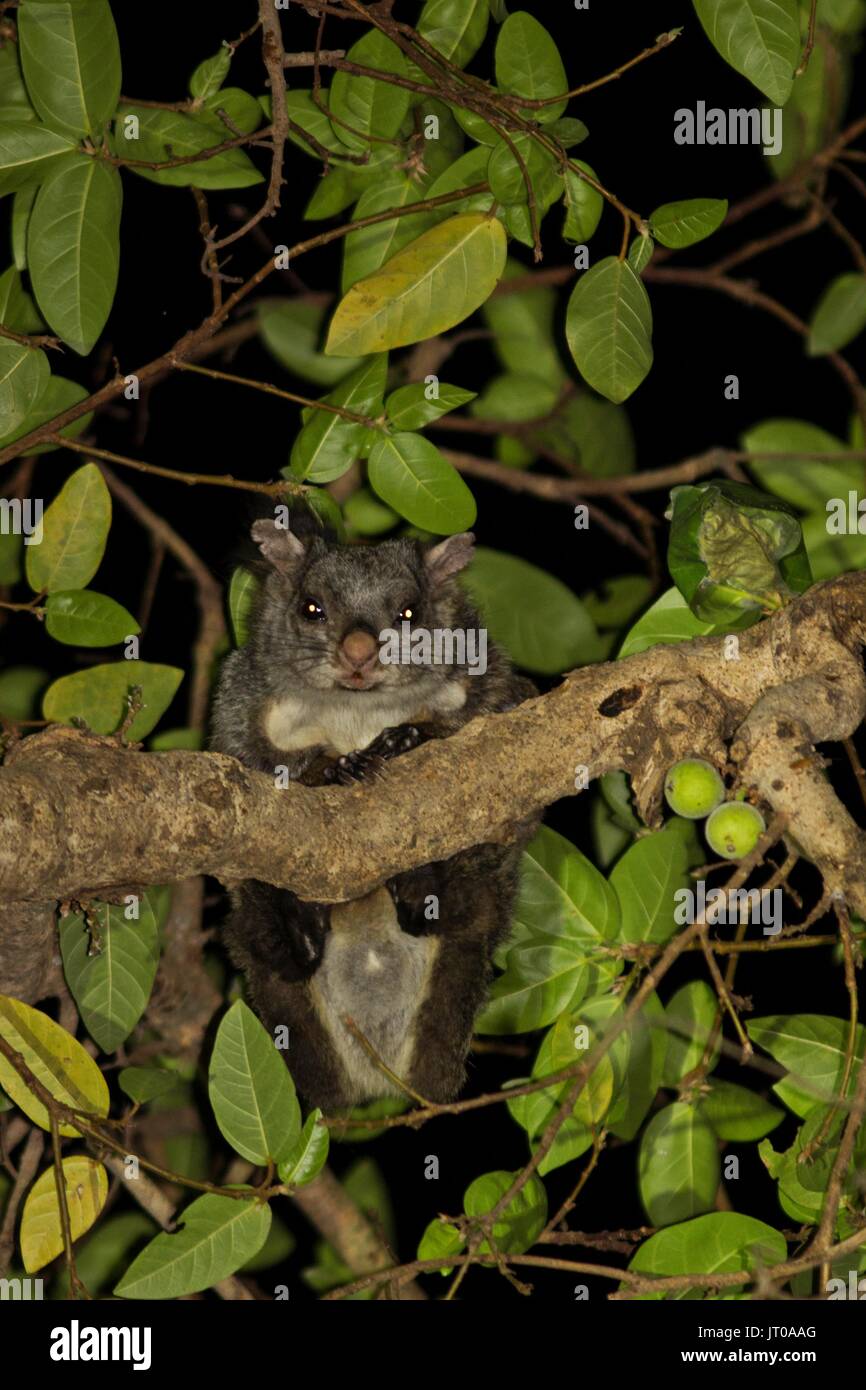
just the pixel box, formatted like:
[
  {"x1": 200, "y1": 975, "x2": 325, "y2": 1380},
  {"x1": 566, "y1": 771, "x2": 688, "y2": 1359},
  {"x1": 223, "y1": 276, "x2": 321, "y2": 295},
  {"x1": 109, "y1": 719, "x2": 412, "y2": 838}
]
[
  {"x1": 21, "y1": 1156, "x2": 108, "y2": 1272},
  {"x1": 325, "y1": 212, "x2": 507, "y2": 357},
  {"x1": 0, "y1": 995, "x2": 109, "y2": 1137},
  {"x1": 25, "y1": 461, "x2": 111, "y2": 593}
]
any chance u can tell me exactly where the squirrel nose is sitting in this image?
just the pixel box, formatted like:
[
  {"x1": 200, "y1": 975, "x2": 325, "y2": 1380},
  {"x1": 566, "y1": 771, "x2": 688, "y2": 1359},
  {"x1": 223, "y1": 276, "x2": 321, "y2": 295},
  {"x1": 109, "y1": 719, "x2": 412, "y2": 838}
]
[{"x1": 340, "y1": 629, "x2": 379, "y2": 669}]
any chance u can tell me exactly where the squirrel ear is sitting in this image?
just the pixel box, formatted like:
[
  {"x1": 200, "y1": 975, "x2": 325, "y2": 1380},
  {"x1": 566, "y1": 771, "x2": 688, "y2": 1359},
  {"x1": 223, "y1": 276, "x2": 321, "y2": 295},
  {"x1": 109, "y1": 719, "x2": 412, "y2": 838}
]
[
  {"x1": 251, "y1": 518, "x2": 307, "y2": 575},
  {"x1": 425, "y1": 531, "x2": 475, "y2": 586}
]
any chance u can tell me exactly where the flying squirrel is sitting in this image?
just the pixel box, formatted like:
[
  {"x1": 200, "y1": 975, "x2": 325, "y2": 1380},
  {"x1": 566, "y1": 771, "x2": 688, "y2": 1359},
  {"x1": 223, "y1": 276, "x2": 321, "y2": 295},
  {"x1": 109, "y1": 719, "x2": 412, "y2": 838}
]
[{"x1": 210, "y1": 507, "x2": 538, "y2": 1113}]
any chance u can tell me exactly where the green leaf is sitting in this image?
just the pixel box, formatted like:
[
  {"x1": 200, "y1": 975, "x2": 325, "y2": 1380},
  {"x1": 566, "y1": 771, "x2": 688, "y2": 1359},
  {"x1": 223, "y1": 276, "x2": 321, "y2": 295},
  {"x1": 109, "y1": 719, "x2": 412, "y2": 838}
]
[
  {"x1": 26, "y1": 462, "x2": 111, "y2": 593},
  {"x1": 344, "y1": 486, "x2": 398, "y2": 536},
  {"x1": 288, "y1": 354, "x2": 387, "y2": 483},
  {"x1": 471, "y1": 371, "x2": 558, "y2": 423},
  {"x1": 638, "y1": 1102, "x2": 720, "y2": 1226},
  {"x1": 0, "y1": 529, "x2": 22, "y2": 585},
  {"x1": 741, "y1": 418, "x2": 857, "y2": 510},
  {"x1": 507, "y1": 1010, "x2": 616, "y2": 1172},
  {"x1": 566, "y1": 256, "x2": 653, "y2": 404},
  {"x1": 628, "y1": 233, "x2": 655, "y2": 274},
  {"x1": 464, "y1": 1170, "x2": 547, "y2": 1255},
  {"x1": 452, "y1": 102, "x2": 499, "y2": 147},
  {"x1": 227, "y1": 566, "x2": 260, "y2": 647},
  {"x1": 610, "y1": 830, "x2": 691, "y2": 945},
  {"x1": 44, "y1": 590, "x2": 139, "y2": 647},
  {"x1": 257, "y1": 298, "x2": 363, "y2": 387},
  {"x1": 26, "y1": 468, "x2": 102, "y2": 595},
  {"x1": 495, "y1": 12, "x2": 568, "y2": 123},
  {"x1": 385, "y1": 381, "x2": 476, "y2": 430},
  {"x1": 0, "y1": 994, "x2": 109, "y2": 1137},
  {"x1": 12, "y1": 183, "x2": 39, "y2": 269},
  {"x1": 386, "y1": 145, "x2": 494, "y2": 255},
  {"x1": 418, "y1": 0, "x2": 489, "y2": 68},
  {"x1": 368, "y1": 431, "x2": 476, "y2": 533},
  {"x1": 417, "y1": 1217, "x2": 464, "y2": 1274},
  {"x1": 28, "y1": 156, "x2": 122, "y2": 355},
  {"x1": 114, "y1": 1193, "x2": 271, "y2": 1299},
  {"x1": 607, "y1": 993, "x2": 668, "y2": 1142},
  {"x1": 342, "y1": 175, "x2": 424, "y2": 292},
  {"x1": 277, "y1": 1109, "x2": 330, "y2": 1187},
  {"x1": 282, "y1": 89, "x2": 349, "y2": 159},
  {"x1": 747, "y1": 1014, "x2": 866, "y2": 1115},
  {"x1": 581, "y1": 575, "x2": 652, "y2": 630},
  {"x1": 629, "y1": 1212, "x2": 786, "y2": 1300},
  {"x1": 52, "y1": 1211, "x2": 157, "y2": 1298},
  {"x1": 0, "y1": 339, "x2": 48, "y2": 440},
  {"x1": 148, "y1": 726, "x2": 202, "y2": 751},
  {"x1": 235, "y1": 1214, "x2": 294, "y2": 1273},
  {"x1": 43, "y1": 660, "x2": 183, "y2": 740},
  {"x1": 768, "y1": 24, "x2": 841, "y2": 180},
  {"x1": 21, "y1": 1157, "x2": 108, "y2": 1273},
  {"x1": 18, "y1": 0, "x2": 121, "y2": 139},
  {"x1": 662, "y1": 981, "x2": 722, "y2": 1085},
  {"x1": 208, "y1": 1000, "x2": 301, "y2": 1166},
  {"x1": 0, "y1": 665, "x2": 47, "y2": 720},
  {"x1": 478, "y1": 826, "x2": 620, "y2": 1034},
  {"x1": 0, "y1": 122, "x2": 76, "y2": 195},
  {"x1": 533, "y1": 391, "x2": 636, "y2": 478},
  {"x1": 802, "y1": 510, "x2": 866, "y2": 581},
  {"x1": 549, "y1": 116, "x2": 589, "y2": 148},
  {"x1": 487, "y1": 133, "x2": 561, "y2": 207},
  {"x1": 649, "y1": 198, "x2": 728, "y2": 248},
  {"x1": 619, "y1": 586, "x2": 721, "y2": 658},
  {"x1": 483, "y1": 260, "x2": 566, "y2": 384},
  {"x1": 0, "y1": 373, "x2": 93, "y2": 454},
  {"x1": 59, "y1": 895, "x2": 161, "y2": 1053},
  {"x1": 325, "y1": 212, "x2": 508, "y2": 357},
  {"x1": 692, "y1": 0, "x2": 801, "y2": 105},
  {"x1": 461, "y1": 547, "x2": 600, "y2": 674},
  {"x1": 117, "y1": 106, "x2": 263, "y2": 189},
  {"x1": 807, "y1": 273, "x2": 866, "y2": 355},
  {"x1": 190, "y1": 46, "x2": 232, "y2": 101},
  {"x1": 200, "y1": 88, "x2": 262, "y2": 138},
  {"x1": 0, "y1": 41, "x2": 37, "y2": 124},
  {"x1": 0, "y1": 262, "x2": 40, "y2": 327},
  {"x1": 562, "y1": 162, "x2": 604, "y2": 243},
  {"x1": 118, "y1": 1066, "x2": 183, "y2": 1106},
  {"x1": 1, "y1": 270, "x2": 38, "y2": 334},
  {"x1": 700, "y1": 1079, "x2": 784, "y2": 1141},
  {"x1": 329, "y1": 30, "x2": 409, "y2": 152}
]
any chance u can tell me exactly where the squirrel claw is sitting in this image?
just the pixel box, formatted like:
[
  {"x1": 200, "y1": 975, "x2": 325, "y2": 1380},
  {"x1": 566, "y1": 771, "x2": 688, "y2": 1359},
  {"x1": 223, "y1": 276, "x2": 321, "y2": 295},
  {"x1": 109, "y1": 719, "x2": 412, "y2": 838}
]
[
  {"x1": 323, "y1": 725, "x2": 426, "y2": 785},
  {"x1": 325, "y1": 750, "x2": 387, "y2": 785}
]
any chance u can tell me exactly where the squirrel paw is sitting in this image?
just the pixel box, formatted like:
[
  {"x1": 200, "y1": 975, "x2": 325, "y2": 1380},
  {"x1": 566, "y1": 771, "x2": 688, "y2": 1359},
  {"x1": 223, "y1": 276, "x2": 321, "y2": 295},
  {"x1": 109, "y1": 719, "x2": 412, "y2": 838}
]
[{"x1": 322, "y1": 726, "x2": 423, "y2": 785}]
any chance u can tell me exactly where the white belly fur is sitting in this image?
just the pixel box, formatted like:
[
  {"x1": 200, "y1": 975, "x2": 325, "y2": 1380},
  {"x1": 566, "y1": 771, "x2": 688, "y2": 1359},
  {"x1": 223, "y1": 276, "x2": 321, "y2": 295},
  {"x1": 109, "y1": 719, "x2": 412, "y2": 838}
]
[
  {"x1": 309, "y1": 887, "x2": 439, "y2": 1103},
  {"x1": 263, "y1": 676, "x2": 467, "y2": 755}
]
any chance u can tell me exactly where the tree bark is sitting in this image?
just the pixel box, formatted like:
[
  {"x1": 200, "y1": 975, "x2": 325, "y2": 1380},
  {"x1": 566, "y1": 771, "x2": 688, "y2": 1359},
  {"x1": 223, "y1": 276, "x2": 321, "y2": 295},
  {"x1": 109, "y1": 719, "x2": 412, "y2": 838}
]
[{"x1": 1, "y1": 573, "x2": 865, "y2": 918}]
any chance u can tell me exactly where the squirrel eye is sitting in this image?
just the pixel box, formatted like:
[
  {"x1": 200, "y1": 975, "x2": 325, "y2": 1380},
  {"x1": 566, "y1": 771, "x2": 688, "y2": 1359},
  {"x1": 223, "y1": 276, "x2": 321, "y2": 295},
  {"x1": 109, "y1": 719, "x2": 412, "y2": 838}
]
[
  {"x1": 300, "y1": 597, "x2": 326, "y2": 621},
  {"x1": 397, "y1": 606, "x2": 414, "y2": 622}
]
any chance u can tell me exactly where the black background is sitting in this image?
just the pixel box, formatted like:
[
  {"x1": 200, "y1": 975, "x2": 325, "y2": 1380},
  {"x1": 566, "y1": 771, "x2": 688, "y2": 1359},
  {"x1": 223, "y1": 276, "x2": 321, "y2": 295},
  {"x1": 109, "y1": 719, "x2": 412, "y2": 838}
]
[{"x1": 3, "y1": 0, "x2": 866, "y2": 1300}]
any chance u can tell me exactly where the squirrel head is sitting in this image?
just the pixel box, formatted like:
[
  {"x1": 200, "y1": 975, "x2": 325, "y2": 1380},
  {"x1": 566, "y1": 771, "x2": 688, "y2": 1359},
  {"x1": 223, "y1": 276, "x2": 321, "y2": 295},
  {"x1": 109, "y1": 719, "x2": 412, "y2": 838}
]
[{"x1": 247, "y1": 514, "x2": 478, "y2": 694}]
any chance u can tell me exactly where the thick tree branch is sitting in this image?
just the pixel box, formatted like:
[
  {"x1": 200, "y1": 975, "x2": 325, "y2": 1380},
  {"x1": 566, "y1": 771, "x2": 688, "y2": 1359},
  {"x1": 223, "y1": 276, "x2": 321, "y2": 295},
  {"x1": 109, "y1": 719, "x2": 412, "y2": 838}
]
[{"x1": 1, "y1": 576, "x2": 866, "y2": 914}]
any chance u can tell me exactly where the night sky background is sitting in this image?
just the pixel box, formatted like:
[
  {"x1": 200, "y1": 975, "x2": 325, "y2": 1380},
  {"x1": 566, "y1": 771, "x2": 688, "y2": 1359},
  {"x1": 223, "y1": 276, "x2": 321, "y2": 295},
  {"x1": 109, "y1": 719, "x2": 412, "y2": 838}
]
[{"x1": 3, "y1": 0, "x2": 866, "y2": 1299}]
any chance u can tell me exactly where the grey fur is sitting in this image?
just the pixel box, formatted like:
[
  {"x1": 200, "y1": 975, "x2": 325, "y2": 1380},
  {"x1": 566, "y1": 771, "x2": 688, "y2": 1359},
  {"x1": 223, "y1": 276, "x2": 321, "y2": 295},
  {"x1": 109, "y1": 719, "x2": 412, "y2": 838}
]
[{"x1": 210, "y1": 514, "x2": 538, "y2": 1111}]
